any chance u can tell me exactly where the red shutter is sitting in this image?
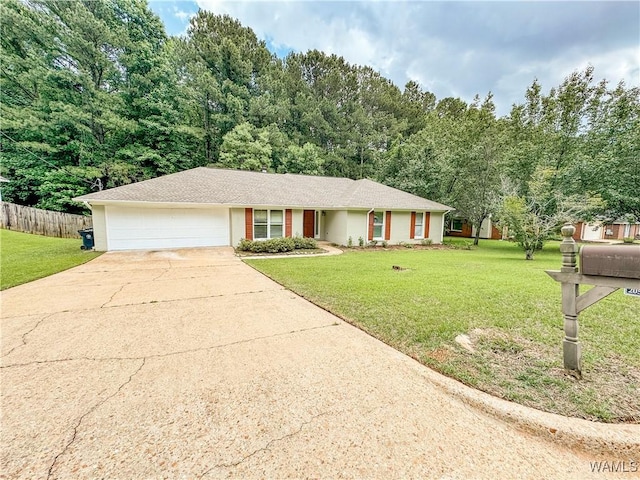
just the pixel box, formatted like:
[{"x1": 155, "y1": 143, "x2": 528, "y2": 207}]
[
  {"x1": 285, "y1": 209, "x2": 292, "y2": 237},
  {"x1": 572, "y1": 222, "x2": 583, "y2": 242},
  {"x1": 368, "y1": 211, "x2": 374, "y2": 241},
  {"x1": 410, "y1": 212, "x2": 416, "y2": 239},
  {"x1": 385, "y1": 211, "x2": 391, "y2": 240},
  {"x1": 245, "y1": 208, "x2": 253, "y2": 241},
  {"x1": 424, "y1": 212, "x2": 430, "y2": 239}
]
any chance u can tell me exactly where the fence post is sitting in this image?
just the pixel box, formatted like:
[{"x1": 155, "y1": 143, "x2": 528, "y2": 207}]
[{"x1": 559, "y1": 224, "x2": 581, "y2": 378}]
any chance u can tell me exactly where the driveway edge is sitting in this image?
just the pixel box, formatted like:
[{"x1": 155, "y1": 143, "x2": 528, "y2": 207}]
[{"x1": 415, "y1": 358, "x2": 640, "y2": 458}]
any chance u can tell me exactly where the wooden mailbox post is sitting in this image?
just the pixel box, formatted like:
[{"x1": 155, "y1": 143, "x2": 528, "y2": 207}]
[{"x1": 546, "y1": 224, "x2": 640, "y2": 379}]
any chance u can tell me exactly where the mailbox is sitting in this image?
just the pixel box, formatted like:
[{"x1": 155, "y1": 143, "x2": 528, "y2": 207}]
[{"x1": 579, "y1": 245, "x2": 640, "y2": 279}]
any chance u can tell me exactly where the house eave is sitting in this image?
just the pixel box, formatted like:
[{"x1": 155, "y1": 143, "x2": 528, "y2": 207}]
[{"x1": 75, "y1": 198, "x2": 451, "y2": 212}]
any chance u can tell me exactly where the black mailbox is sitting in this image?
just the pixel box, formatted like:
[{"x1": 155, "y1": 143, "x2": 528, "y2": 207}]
[{"x1": 579, "y1": 245, "x2": 640, "y2": 279}]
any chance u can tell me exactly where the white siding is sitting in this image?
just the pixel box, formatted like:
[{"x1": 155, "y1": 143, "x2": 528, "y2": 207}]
[
  {"x1": 292, "y1": 209, "x2": 304, "y2": 237},
  {"x1": 389, "y1": 211, "x2": 412, "y2": 244},
  {"x1": 91, "y1": 204, "x2": 108, "y2": 251},
  {"x1": 429, "y1": 212, "x2": 445, "y2": 244},
  {"x1": 105, "y1": 205, "x2": 229, "y2": 251},
  {"x1": 471, "y1": 218, "x2": 495, "y2": 240},
  {"x1": 582, "y1": 223, "x2": 602, "y2": 241},
  {"x1": 324, "y1": 210, "x2": 347, "y2": 245},
  {"x1": 230, "y1": 208, "x2": 246, "y2": 247},
  {"x1": 346, "y1": 210, "x2": 368, "y2": 245}
]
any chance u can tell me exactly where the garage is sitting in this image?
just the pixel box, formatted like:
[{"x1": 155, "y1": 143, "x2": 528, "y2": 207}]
[{"x1": 105, "y1": 205, "x2": 230, "y2": 251}]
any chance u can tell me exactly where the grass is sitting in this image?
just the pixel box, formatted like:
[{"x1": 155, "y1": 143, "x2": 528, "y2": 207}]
[
  {"x1": 246, "y1": 238, "x2": 640, "y2": 423},
  {"x1": 1, "y1": 229, "x2": 102, "y2": 290}
]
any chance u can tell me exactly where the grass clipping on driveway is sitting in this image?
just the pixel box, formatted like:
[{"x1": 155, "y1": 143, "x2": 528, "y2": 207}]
[{"x1": 246, "y1": 240, "x2": 640, "y2": 423}]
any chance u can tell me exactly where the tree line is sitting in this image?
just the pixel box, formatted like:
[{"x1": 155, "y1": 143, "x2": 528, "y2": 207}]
[{"x1": 1, "y1": 0, "x2": 638, "y2": 256}]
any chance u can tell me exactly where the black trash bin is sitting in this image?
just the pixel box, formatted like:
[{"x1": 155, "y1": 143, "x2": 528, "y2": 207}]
[{"x1": 78, "y1": 228, "x2": 94, "y2": 250}]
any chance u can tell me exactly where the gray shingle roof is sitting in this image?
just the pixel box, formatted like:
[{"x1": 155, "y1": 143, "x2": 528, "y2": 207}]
[{"x1": 74, "y1": 167, "x2": 451, "y2": 211}]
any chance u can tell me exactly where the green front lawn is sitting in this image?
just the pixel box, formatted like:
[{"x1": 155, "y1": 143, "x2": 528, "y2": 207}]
[
  {"x1": 246, "y1": 239, "x2": 640, "y2": 423},
  {"x1": 1, "y1": 229, "x2": 102, "y2": 290}
]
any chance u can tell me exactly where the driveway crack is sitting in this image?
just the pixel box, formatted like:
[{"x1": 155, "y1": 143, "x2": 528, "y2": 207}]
[
  {"x1": 0, "y1": 323, "x2": 340, "y2": 369},
  {"x1": 46, "y1": 358, "x2": 146, "y2": 479},
  {"x1": 199, "y1": 411, "x2": 331, "y2": 478},
  {"x1": 100, "y1": 288, "x2": 285, "y2": 309},
  {"x1": 152, "y1": 268, "x2": 170, "y2": 281},
  {"x1": 101, "y1": 284, "x2": 126, "y2": 308},
  {"x1": 1, "y1": 313, "x2": 54, "y2": 359}
]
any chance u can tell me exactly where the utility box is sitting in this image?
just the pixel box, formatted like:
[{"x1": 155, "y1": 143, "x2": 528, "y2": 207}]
[{"x1": 579, "y1": 245, "x2": 640, "y2": 279}]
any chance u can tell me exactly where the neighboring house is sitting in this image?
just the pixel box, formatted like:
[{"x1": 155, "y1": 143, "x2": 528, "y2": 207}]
[
  {"x1": 74, "y1": 167, "x2": 452, "y2": 251},
  {"x1": 573, "y1": 221, "x2": 640, "y2": 241},
  {"x1": 447, "y1": 216, "x2": 502, "y2": 240}
]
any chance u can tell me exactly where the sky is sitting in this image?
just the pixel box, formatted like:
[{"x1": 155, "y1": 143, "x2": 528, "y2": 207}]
[{"x1": 148, "y1": 1, "x2": 640, "y2": 117}]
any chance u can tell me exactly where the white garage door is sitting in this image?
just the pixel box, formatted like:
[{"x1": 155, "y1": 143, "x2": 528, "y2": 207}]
[{"x1": 106, "y1": 206, "x2": 230, "y2": 250}]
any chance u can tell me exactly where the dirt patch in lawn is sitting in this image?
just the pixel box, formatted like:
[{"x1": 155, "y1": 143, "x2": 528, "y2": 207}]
[{"x1": 435, "y1": 328, "x2": 640, "y2": 423}]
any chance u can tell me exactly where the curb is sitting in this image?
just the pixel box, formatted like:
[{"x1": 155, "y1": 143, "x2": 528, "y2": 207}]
[{"x1": 417, "y1": 361, "x2": 640, "y2": 458}]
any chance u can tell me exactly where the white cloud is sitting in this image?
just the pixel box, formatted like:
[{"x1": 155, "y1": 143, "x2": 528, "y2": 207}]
[
  {"x1": 174, "y1": 9, "x2": 192, "y2": 21},
  {"x1": 193, "y1": 0, "x2": 640, "y2": 116}
]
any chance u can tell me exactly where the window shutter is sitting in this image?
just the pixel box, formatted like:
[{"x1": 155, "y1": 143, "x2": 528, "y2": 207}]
[
  {"x1": 368, "y1": 211, "x2": 374, "y2": 241},
  {"x1": 410, "y1": 212, "x2": 416, "y2": 239},
  {"x1": 385, "y1": 211, "x2": 391, "y2": 240},
  {"x1": 285, "y1": 209, "x2": 292, "y2": 237},
  {"x1": 245, "y1": 208, "x2": 253, "y2": 241},
  {"x1": 424, "y1": 212, "x2": 431, "y2": 239}
]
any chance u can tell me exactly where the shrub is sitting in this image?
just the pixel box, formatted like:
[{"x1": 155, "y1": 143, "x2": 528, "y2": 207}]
[
  {"x1": 347, "y1": 236, "x2": 353, "y2": 248},
  {"x1": 358, "y1": 236, "x2": 364, "y2": 247},
  {"x1": 237, "y1": 238, "x2": 253, "y2": 251},
  {"x1": 292, "y1": 236, "x2": 317, "y2": 249},
  {"x1": 368, "y1": 240, "x2": 378, "y2": 247},
  {"x1": 420, "y1": 238, "x2": 433, "y2": 246},
  {"x1": 623, "y1": 237, "x2": 635, "y2": 244},
  {"x1": 237, "y1": 236, "x2": 316, "y2": 253},
  {"x1": 382, "y1": 240, "x2": 388, "y2": 248},
  {"x1": 254, "y1": 237, "x2": 296, "y2": 253}
]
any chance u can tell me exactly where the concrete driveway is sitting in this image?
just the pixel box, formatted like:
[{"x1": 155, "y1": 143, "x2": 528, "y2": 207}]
[{"x1": 1, "y1": 248, "x2": 636, "y2": 479}]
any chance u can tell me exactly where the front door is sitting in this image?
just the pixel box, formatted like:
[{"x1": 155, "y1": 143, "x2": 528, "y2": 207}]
[{"x1": 303, "y1": 210, "x2": 315, "y2": 238}]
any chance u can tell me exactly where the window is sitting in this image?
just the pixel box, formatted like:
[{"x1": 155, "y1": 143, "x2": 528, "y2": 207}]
[
  {"x1": 415, "y1": 212, "x2": 424, "y2": 238},
  {"x1": 451, "y1": 218, "x2": 464, "y2": 232},
  {"x1": 254, "y1": 209, "x2": 284, "y2": 239},
  {"x1": 373, "y1": 211, "x2": 384, "y2": 239}
]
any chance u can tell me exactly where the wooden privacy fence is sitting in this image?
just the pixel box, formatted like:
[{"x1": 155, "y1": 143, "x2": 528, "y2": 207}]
[{"x1": 1, "y1": 202, "x2": 92, "y2": 238}]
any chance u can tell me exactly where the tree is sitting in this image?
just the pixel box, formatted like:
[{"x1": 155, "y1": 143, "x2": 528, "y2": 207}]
[
  {"x1": 0, "y1": 0, "x2": 201, "y2": 210},
  {"x1": 582, "y1": 82, "x2": 640, "y2": 221},
  {"x1": 377, "y1": 133, "x2": 449, "y2": 202},
  {"x1": 446, "y1": 94, "x2": 505, "y2": 245},
  {"x1": 278, "y1": 143, "x2": 324, "y2": 175},
  {"x1": 499, "y1": 168, "x2": 601, "y2": 260},
  {"x1": 182, "y1": 11, "x2": 272, "y2": 162},
  {"x1": 218, "y1": 122, "x2": 271, "y2": 171}
]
